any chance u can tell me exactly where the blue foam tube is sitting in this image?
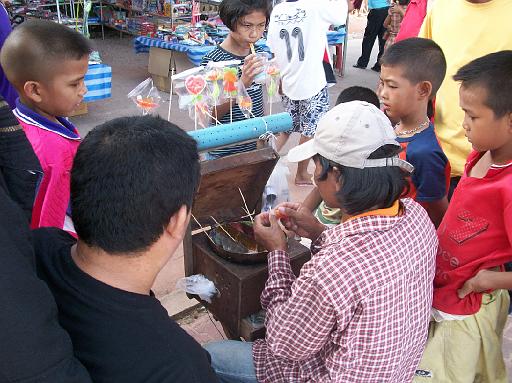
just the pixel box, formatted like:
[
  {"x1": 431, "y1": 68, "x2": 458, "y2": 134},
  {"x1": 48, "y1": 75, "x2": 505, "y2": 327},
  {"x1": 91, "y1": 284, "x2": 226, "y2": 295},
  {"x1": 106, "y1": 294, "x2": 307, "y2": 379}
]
[{"x1": 187, "y1": 112, "x2": 292, "y2": 151}]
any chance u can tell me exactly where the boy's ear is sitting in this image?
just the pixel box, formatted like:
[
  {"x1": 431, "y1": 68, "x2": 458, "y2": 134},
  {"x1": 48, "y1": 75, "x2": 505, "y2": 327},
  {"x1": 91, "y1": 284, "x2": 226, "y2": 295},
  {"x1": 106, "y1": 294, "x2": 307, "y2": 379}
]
[
  {"x1": 417, "y1": 81, "x2": 433, "y2": 100},
  {"x1": 165, "y1": 205, "x2": 190, "y2": 241},
  {"x1": 23, "y1": 81, "x2": 44, "y2": 104}
]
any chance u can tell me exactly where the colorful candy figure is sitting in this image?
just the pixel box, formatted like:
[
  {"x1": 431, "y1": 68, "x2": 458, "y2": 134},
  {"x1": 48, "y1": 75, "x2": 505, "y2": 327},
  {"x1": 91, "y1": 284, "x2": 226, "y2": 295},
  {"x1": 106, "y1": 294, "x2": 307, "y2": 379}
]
[
  {"x1": 128, "y1": 78, "x2": 162, "y2": 115},
  {"x1": 185, "y1": 75, "x2": 207, "y2": 96},
  {"x1": 185, "y1": 74, "x2": 208, "y2": 129},
  {"x1": 238, "y1": 95, "x2": 253, "y2": 119},
  {"x1": 223, "y1": 67, "x2": 238, "y2": 98},
  {"x1": 135, "y1": 95, "x2": 159, "y2": 113},
  {"x1": 265, "y1": 62, "x2": 281, "y2": 115},
  {"x1": 205, "y1": 68, "x2": 223, "y2": 105}
]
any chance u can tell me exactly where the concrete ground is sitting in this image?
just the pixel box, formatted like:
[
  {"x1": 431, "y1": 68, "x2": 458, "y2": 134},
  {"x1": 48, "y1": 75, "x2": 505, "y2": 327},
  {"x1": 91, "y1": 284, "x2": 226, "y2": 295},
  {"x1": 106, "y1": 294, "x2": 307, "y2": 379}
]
[{"x1": 72, "y1": 14, "x2": 512, "y2": 379}]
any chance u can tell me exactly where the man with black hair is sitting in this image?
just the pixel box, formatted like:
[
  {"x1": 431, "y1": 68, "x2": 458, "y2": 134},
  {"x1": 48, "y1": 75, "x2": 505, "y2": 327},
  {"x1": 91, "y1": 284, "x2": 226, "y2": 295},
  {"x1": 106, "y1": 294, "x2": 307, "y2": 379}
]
[
  {"x1": 0, "y1": 95, "x2": 92, "y2": 382},
  {"x1": 205, "y1": 102, "x2": 439, "y2": 383},
  {"x1": 34, "y1": 115, "x2": 218, "y2": 383}
]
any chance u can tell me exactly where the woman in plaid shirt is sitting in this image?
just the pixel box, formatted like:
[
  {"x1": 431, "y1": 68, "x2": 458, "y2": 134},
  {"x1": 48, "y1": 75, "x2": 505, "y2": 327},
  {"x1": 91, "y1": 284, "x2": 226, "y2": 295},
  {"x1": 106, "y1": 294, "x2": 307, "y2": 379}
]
[{"x1": 205, "y1": 101, "x2": 439, "y2": 382}]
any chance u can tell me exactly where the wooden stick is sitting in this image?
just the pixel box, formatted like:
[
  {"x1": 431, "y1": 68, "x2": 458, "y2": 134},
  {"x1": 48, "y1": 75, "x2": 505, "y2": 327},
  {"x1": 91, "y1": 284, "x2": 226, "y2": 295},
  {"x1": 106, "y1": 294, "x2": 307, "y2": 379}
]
[
  {"x1": 238, "y1": 187, "x2": 254, "y2": 223},
  {"x1": 230, "y1": 98, "x2": 233, "y2": 124},
  {"x1": 191, "y1": 214, "x2": 215, "y2": 244},
  {"x1": 210, "y1": 216, "x2": 237, "y2": 243}
]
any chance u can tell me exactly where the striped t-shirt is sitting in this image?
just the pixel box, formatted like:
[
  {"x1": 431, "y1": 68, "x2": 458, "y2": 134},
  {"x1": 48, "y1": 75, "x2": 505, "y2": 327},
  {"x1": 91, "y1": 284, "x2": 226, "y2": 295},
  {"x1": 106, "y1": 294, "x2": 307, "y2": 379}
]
[{"x1": 201, "y1": 45, "x2": 265, "y2": 158}]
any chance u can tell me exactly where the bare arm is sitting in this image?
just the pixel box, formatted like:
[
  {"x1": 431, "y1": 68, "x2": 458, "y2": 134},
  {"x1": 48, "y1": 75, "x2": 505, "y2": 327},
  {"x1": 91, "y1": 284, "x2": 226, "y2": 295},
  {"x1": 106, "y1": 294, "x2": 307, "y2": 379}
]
[
  {"x1": 421, "y1": 197, "x2": 448, "y2": 228},
  {"x1": 302, "y1": 187, "x2": 322, "y2": 213},
  {"x1": 458, "y1": 270, "x2": 512, "y2": 299}
]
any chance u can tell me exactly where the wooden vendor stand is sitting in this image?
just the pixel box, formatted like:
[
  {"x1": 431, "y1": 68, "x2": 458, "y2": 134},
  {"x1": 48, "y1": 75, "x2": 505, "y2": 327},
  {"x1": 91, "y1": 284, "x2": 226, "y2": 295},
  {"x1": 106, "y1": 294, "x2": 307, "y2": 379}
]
[{"x1": 183, "y1": 147, "x2": 310, "y2": 340}]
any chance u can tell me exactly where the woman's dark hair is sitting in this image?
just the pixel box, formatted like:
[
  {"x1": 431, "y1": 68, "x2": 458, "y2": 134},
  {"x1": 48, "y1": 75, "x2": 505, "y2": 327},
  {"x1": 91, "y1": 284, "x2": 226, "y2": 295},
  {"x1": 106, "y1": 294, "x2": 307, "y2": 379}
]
[
  {"x1": 314, "y1": 145, "x2": 409, "y2": 215},
  {"x1": 71, "y1": 115, "x2": 200, "y2": 254},
  {"x1": 219, "y1": 0, "x2": 271, "y2": 31}
]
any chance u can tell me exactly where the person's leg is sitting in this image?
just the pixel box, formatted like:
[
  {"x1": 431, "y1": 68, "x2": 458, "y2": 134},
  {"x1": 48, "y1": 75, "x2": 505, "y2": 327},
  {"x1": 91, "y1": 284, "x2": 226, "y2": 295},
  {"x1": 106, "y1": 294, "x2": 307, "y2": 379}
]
[
  {"x1": 275, "y1": 132, "x2": 290, "y2": 152},
  {"x1": 295, "y1": 135, "x2": 312, "y2": 185},
  {"x1": 277, "y1": 94, "x2": 298, "y2": 153},
  {"x1": 355, "y1": 8, "x2": 380, "y2": 68},
  {"x1": 372, "y1": 7, "x2": 390, "y2": 71},
  {"x1": 414, "y1": 291, "x2": 509, "y2": 383},
  {"x1": 204, "y1": 340, "x2": 258, "y2": 383},
  {"x1": 294, "y1": 86, "x2": 330, "y2": 185}
]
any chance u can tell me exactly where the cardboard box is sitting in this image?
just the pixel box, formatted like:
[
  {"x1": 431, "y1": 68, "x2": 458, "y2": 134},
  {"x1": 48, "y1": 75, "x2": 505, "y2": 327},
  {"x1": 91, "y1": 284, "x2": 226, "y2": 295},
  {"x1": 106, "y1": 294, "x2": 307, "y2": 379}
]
[{"x1": 148, "y1": 46, "x2": 194, "y2": 92}]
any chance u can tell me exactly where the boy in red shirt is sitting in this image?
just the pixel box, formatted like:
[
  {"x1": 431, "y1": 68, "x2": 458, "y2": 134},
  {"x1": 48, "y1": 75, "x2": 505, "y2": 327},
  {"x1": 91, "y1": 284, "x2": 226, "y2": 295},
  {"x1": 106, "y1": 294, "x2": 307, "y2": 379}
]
[{"x1": 414, "y1": 51, "x2": 512, "y2": 382}]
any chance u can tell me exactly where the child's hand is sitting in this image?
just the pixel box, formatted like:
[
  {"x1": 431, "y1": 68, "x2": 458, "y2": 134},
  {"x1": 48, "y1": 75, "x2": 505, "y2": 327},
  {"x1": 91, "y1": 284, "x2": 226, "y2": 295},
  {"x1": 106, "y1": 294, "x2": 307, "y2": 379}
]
[
  {"x1": 241, "y1": 53, "x2": 263, "y2": 88},
  {"x1": 457, "y1": 269, "x2": 495, "y2": 299}
]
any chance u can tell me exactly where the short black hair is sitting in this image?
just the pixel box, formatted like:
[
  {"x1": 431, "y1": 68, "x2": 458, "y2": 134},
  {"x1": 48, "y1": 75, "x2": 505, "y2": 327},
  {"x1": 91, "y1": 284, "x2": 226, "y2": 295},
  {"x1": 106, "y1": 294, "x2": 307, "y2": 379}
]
[
  {"x1": 380, "y1": 37, "x2": 447, "y2": 98},
  {"x1": 336, "y1": 86, "x2": 380, "y2": 108},
  {"x1": 0, "y1": 19, "x2": 92, "y2": 86},
  {"x1": 219, "y1": 0, "x2": 270, "y2": 31},
  {"x1": 71, "y1": 116, "x2": 200, "y2": 254},
  {"x1": 314, "y1": 145, "x2": 409, "y2": 215},
  {"x1": 453, "y1": 50, "x2": 512, "y2": 118}
]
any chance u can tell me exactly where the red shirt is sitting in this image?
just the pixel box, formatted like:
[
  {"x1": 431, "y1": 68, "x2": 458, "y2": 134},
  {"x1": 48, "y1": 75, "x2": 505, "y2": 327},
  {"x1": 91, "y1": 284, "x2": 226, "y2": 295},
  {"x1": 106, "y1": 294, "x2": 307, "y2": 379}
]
[
  {"x1": 253, "y1": 198, "x2": 438, "y2": 382},
  {"x1": 395, "y1": 0, "x2": 427, "y2": 43},
  {"x1": 433, "y1": 151, "x2": 512, "y2": 315}
]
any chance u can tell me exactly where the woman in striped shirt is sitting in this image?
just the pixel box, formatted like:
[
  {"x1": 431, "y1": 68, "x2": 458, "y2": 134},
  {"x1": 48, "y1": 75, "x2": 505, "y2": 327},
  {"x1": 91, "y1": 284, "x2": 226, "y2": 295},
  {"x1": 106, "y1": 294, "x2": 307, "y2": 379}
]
[{"x1": 200, "y1": 0, "x2": 269, "y2": 158}]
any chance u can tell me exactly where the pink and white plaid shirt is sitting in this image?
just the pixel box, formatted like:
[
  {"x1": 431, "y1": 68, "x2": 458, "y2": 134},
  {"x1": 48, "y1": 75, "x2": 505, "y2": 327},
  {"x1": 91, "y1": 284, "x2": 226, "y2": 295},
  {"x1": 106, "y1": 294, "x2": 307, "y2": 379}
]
[{"x1": 252, "y1": 198, "x2": 438, "y2": 382}]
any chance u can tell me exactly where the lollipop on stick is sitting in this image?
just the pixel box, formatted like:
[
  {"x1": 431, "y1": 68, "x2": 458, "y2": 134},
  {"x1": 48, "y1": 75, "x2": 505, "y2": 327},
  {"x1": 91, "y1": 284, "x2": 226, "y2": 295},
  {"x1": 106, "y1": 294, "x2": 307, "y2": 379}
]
[
  {"x1": 127, "y1": 78, "x2": 162, "y2": 115},
  {"x1": 185, "y1": 74, "x2": 207, "y2": 130},
  {"x1": 205, "y1": 67, "x2": 223, "y2": 124},
  {"x1": 265, "y1": 61, "x2": 281, "y2": 116},
  {"x1": 223, "y1": 66, "x2": 238, "y2": 124},
  {"x1": 237, "y1": 81, "x2": 253, "y2": 119}
]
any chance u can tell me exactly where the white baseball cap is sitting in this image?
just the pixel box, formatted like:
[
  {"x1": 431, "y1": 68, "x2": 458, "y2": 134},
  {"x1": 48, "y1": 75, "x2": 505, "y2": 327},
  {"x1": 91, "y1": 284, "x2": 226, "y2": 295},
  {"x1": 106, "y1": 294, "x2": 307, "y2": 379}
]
[{"x1": 287, "y1": 101, "x2": 414, "y2": 173}]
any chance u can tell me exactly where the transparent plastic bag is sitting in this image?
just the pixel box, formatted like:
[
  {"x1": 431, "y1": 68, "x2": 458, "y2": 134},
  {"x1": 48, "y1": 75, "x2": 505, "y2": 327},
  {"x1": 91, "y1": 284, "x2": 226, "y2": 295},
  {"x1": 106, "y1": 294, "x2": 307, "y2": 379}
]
[
  {"x1": 265, "y1": 60, "x2": 281, "y2": 104},
  {"x1": 261, "y1": 160, "x2": 290, "y2": 212},
  {"x1": 176, "y1": 274, "x2": 218, "y2": 303},
  {"x1": 223, "y1": 66, "x2": 239, "y2": 99},
  {"x1": 205, "y1": 66, "x2": 225, "y2": 106},
  {"x1": 237, "y1": 81, "x2": 253, "y2": 119},
  {"x1": 127, "y1": 78, "x2": 161, "y2": 115},
  {"x1": 172, "y1": 67, "x2": 211, "y2": 128}
]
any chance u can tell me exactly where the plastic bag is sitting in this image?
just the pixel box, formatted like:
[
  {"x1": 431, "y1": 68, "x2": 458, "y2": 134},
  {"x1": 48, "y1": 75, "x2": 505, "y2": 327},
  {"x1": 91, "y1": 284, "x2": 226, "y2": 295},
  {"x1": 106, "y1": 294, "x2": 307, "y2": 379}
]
[
  {"x1": 176, "y1": 274, "x2": 218, "y2": 303},
  {"x1": 127, "y1": 78, "x2": 161, "y2": 115},
  {"x1": 261, "y1": 160, "x2": 290, "y2": 212},
  {"x1": 265, "y1": 60, "x2": 281, "y2": 104},
  {"x1": 237, "y1": 81, "x2": 253, "y2": 119},
  {"x1": 205, "y1": 66, "x2": 225, "y2": 106},
  {"x1": 223, "y1": 66, "x2": 239, "y2": 99},
  {"x1": 173, "y1": 67, "x2": 211, "y2": 129}
]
